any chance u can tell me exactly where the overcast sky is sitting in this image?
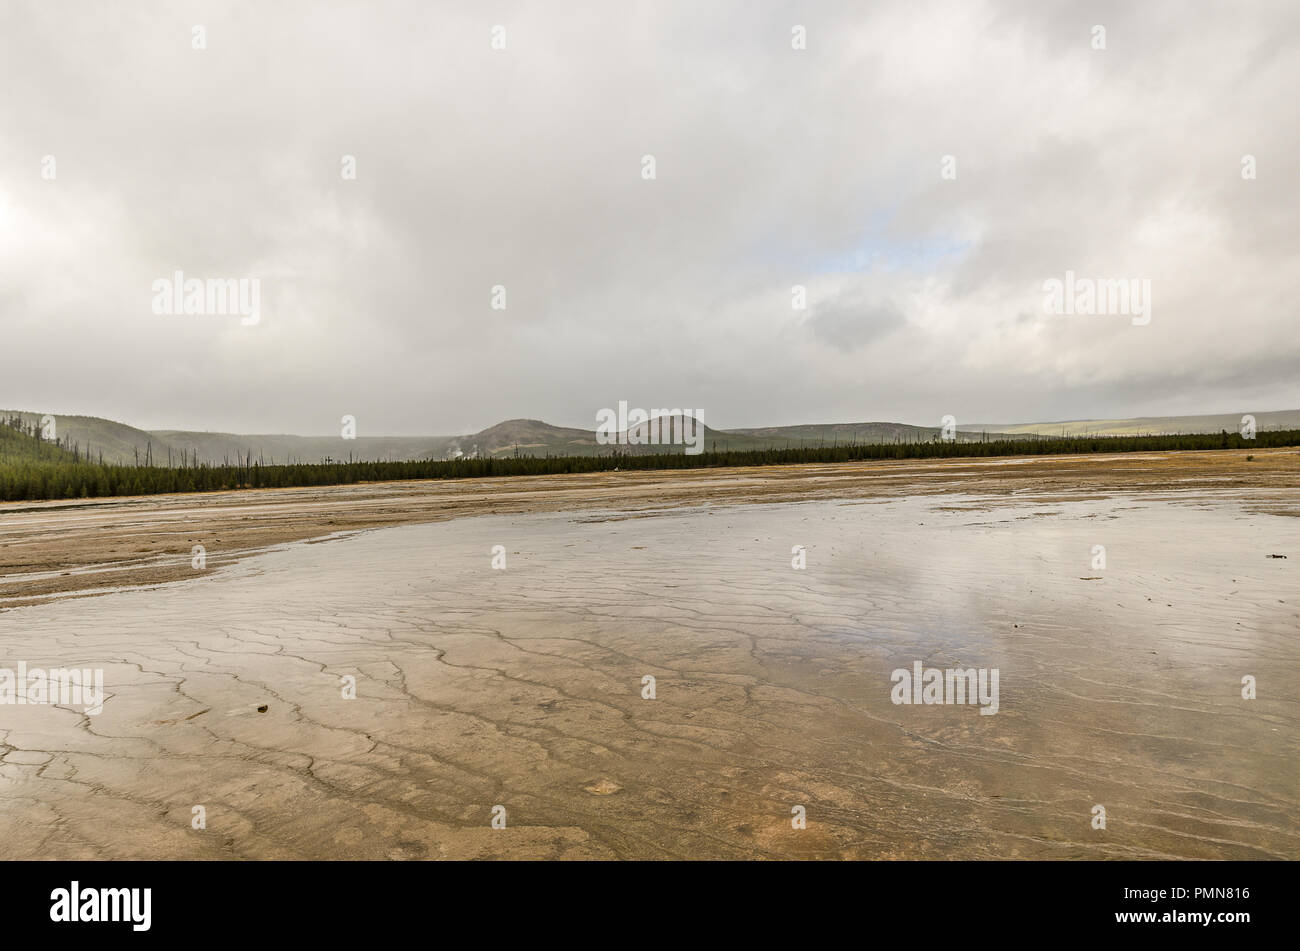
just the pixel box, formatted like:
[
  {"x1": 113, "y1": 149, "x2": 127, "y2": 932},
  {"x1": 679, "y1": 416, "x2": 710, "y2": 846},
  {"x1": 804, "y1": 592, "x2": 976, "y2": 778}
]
[{"x1": 2, "y1": 1, "x2": 1297, "y2": 436}]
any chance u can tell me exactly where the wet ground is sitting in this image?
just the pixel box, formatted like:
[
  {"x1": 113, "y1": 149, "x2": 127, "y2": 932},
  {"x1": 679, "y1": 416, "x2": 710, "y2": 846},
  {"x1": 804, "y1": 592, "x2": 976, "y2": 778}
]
[
  {"x1": 2, "y1": 447, "x2": 1298, "y2": 609},
  {"x1": 0, "y1": 477, "x2": 1295, "y2": 859}
]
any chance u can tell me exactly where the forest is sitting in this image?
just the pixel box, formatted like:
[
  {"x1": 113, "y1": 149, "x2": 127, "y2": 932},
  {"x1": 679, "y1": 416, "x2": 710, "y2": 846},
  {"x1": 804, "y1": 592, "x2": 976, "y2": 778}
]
[{"x1": 0, "y1": 414, "x2": 1294, "y2": 503}]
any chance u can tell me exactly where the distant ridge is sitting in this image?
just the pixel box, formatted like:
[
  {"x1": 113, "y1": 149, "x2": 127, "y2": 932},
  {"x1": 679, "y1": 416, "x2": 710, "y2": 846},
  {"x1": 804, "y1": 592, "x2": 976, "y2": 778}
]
[
  {"x1": 969, "y1": 409, "x2": 1300, "y2": 438},
  {"x1": 2, "y1": 411, "x2": 173, "y2": 466},
  {"x1": 152, "y1": 430, "x2": 457, "y2": 467},
  {"x1": 3, "y1": 408, "x2": 1295, "y2": 466}
]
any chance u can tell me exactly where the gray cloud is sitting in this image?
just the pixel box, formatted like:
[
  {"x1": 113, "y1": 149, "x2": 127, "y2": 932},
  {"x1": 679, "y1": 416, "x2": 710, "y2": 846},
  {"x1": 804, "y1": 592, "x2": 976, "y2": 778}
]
[
  {"x1": 806, "y1": 298, "x2": 906, "y2": 351},
  {"x1": 1, "y1": 0, "x2": 1298, "y2": 435}
]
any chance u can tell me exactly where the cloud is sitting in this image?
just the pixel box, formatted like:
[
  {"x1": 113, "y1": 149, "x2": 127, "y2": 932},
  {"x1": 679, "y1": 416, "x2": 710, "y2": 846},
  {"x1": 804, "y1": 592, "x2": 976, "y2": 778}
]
[
  {"x1": 806, "y1": 297, "x2": 906, "y2": 351},
  {"x1": 1, "y1": 0, "x2": 1297, "y2": 433}
]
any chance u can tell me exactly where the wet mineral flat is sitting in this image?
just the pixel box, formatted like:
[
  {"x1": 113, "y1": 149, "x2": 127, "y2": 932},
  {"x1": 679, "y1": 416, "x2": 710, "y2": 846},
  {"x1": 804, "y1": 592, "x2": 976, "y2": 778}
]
[{"x1": 0, "y1": 489, "x2": 1296, "y2": 859}]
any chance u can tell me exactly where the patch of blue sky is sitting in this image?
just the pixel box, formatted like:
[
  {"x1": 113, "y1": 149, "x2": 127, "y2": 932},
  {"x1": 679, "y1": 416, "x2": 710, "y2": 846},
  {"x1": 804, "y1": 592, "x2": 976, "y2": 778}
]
[
  {"x1": 813, "y1": 231, "x2": 971, "y2": 275},
  {"x1": 747, "y1": 211, "x2": 971, "y2": 276}
]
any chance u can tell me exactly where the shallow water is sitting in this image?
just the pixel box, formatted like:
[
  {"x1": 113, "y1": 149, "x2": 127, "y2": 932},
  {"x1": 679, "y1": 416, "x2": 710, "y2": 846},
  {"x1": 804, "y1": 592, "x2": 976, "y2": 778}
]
[{"x1": 1, "y1": 491, "x2": 1296, "y2": 858}]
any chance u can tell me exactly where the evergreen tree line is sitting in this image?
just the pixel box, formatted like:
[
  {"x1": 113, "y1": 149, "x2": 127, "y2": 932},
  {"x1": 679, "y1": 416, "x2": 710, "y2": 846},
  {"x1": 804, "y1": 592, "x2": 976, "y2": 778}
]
[{"x1": 0, "y1": 424, "x2": 1294, "y2": 502}]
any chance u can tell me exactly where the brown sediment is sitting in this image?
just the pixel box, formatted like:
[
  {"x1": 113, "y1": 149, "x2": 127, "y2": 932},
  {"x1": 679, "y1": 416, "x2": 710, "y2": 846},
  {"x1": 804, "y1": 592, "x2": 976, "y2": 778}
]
[
  {"x1": 0, "y1": 447, "x2": 1296, "y2": 861},
  {"x1": 1, "y1": 447, "x2": 1296, "y2": 608}
]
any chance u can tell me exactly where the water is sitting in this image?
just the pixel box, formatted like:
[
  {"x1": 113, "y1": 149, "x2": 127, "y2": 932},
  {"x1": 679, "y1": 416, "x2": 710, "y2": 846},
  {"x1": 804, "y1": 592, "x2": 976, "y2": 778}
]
[{"x1": 0, "y1": 492, "x2": 1296, "y2": 858}]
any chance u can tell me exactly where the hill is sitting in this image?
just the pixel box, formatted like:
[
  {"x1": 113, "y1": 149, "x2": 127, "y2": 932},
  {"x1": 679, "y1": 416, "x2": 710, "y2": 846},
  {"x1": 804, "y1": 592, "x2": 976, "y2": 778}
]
[
  {"x1": 1, "y1": 411, "x2": 162, "y2": 465},
  {"x1": 152, "y1": 430, "x2": 457, "y2": 466},
  {"x1": 449, "y1": 417, "x2": 783, "y2": 458},
  {"x1": 1, "y1": 411, "x2": 459, "y2": 465},
  {"x1": 727, "y1": 420, "x2": 1009, "y2": 445},
  {"x1": 442, "y1": 419, "x2": 597, "y2": 458},
  {"x1": 446, "y1": 417, "x2": 864, "y2": 458},
  {"x1": 0, "y1": 415, "x2": 82, "y2": 464},
  {"x1": 970, "y1": 410, "x2": 1300, "y2": 437},
  {"x1": 4, "y1": 407, "x2": 1298, "y2": 466}
]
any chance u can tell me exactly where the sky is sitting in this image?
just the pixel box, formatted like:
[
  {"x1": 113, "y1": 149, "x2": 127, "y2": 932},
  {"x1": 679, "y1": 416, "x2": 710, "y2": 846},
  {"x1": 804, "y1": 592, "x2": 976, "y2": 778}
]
[{"x1": 2, "y1": 0, "x2": 1297, "y2": 436}]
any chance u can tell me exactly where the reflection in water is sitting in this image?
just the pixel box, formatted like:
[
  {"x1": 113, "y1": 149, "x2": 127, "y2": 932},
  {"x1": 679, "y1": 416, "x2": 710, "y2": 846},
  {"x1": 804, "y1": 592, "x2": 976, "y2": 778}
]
[{"x1": 0, "y1": 493, "x2": 1296, "y2": 859}]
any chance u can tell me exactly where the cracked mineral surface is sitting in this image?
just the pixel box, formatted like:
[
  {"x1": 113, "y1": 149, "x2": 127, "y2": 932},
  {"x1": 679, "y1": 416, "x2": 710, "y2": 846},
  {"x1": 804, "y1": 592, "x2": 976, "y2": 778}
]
[{"x1": 0, "y1": 453, "x2": 1296, "y2": 858}]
